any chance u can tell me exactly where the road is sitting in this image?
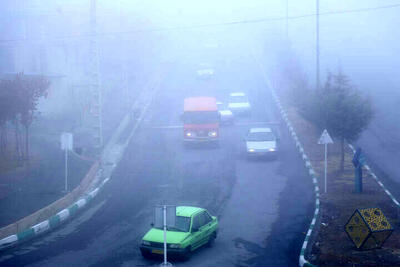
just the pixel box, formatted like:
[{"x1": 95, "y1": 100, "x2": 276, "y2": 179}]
[
  {"x1": 0, "y1": 55, "x2": 314, "y2": 267},
  {"x1": 356, "y1": 90, "x2": 400, "y2": 201}
]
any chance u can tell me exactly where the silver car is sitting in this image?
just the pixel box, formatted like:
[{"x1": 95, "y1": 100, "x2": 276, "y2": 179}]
[
  {"x1": 245, "y1": 128, "x2": 279, "y2": 158},
  {"x1": 217, "y1": 102, "x2": 234, "y2": 125}
]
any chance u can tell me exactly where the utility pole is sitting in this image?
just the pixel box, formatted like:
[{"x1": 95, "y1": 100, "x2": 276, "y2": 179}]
[
  {"x1": 316, "y1": 0, "x2": 320, "y2": 90},
  {"x1": 89, "y1": 0, "x2": 103, "y2": 152},
  {"x1": 119, "y1": 0, "x2": 130, "y2": 111},
  {"x1": 285, "y1": 0, "x2": 289, "y2": 38}
]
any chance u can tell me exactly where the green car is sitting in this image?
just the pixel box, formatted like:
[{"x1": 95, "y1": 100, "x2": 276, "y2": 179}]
[{"x1": 140, "y1": 206, "x2": 218, "y2": 260}]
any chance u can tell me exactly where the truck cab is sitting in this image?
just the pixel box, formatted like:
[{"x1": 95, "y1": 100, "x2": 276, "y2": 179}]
[{"x1": 182, "y1": 97, "x2": 220, "y2": 144}]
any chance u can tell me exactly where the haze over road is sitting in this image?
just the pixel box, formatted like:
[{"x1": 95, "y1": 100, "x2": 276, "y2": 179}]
[{"x1": 0, "y1": 53, "x2": 314, "y2": 267}]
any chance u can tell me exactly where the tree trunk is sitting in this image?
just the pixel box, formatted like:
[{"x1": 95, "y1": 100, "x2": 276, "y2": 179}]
[
  {"x1": 0, "y1": 124, "x2": 6, "y2": 154},
  {"x1": 25, "y1": 125, "x2": 29, "y2": 161},
  {"x1": 14, "y1": 120, "x2": 23, "y2": 164},
  {"x1": 340, "y1": 138, "x2": 345, "y2": 172}
]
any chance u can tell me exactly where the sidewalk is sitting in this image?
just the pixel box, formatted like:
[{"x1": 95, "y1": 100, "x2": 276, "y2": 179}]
[{"x1": 0, "y1": 95, "x2": 127, "y2": 228}]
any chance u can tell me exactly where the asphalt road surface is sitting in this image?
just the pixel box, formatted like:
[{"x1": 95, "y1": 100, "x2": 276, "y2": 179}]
[
  {"x1": 356, "y1": 91, "x2": 400, "y2": 201},
  {"x1": 0, "y1": 55, "x2": 314, "y2": 267}
]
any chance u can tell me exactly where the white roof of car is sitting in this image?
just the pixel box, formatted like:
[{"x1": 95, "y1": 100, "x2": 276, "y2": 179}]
[
  {"x1": 249, "y1": 127, "x2": 272, "y2": 133},
  {"x1": 230, "y1": 92, "x2": 246, "y2": 97}
]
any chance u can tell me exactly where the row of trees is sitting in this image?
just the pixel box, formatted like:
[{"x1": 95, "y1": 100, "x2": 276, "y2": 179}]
[
  {"x1": 0, "y1": 73, "x2": 50, "y2": 163},
  {"x1": 290, "y1": 70, "x2": 373, "y2": 171}
]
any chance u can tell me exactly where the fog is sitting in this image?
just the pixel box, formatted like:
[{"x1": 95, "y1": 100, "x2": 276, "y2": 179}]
[{"x1": 0, "y1": 0, "x2": 399, "y2": 136}]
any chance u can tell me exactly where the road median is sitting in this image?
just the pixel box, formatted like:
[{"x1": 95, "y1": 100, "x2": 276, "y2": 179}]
[{"x1": 273, "y1": 90, "x2": 400, "y2": 266}]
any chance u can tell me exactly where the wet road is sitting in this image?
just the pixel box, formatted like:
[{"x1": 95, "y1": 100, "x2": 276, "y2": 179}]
[{"x1": 0, "y1": 55, "x2": 314, "y2": 266}]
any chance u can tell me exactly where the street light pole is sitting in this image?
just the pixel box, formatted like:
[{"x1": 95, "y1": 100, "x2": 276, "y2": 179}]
[
  {"x1": 286, "y1": 0, "x2": 289, "y2": 38},
  {"x1": 316, "y1": 0, "x2": 320, "y2": 90}
]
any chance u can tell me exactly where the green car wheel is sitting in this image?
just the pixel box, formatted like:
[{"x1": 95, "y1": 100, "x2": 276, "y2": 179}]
[{"x1": 207, "y1": 232, "x2": 216, "y2": 247}]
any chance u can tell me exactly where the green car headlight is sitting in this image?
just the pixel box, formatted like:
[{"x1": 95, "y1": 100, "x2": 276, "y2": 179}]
[
  {"x1": 168, "y1": 244, "x2": 181, "y2": 249},
  {"x1": 142, "y1": 240, "x2": 151, "y2": 246},
  {"x1": 248, "y1": 148, "x2": 255, "y2": 152}
]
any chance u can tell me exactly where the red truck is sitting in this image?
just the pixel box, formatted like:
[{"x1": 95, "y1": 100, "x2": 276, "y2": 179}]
[{"x1": 182, "y1": 97, "x2": 220, "y2": 144}]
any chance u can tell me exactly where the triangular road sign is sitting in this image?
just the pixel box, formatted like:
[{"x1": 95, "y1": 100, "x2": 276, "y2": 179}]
[{"x1": 318, "y1": 129, "x2": 333, "y2": 144}]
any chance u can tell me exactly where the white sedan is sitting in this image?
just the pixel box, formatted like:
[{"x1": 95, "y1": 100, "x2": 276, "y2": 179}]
[
  {"x1": 217, "y1": 102, "x2": 234, "y2": 125},
  {"x1": 228, "y1": 92, "x2": 251, "y2": 115},
  {"x1": 245, "y1": 128, "x2": 279, "y2": 158}
]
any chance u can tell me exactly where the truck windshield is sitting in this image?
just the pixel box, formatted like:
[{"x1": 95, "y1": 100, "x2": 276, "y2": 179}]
[{"x1": 183, "y1": 111, "x2": 219, "y2": 124}]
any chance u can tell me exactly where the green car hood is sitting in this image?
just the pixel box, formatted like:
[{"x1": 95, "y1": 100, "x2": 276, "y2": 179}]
[{"x1": 143, "y1": 228, "x2": 190, "y2": 244}]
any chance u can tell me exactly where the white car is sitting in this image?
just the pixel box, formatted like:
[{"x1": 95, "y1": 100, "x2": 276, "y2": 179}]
[
  {"x1": 197, "y1": 63, "x2": 214, "y2": 79},
  {"x1": 245, "y1": 128, "x2": 279, "y2": 158},
  {"x1": 228, "y1": 92, "x2": 251, "y2": 115},
  {"x1": 217, "y1": 102, "x2": 234, "y2": 125}
]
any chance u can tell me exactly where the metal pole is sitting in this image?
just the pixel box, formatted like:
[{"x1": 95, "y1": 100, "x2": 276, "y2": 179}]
[
  {"x1": 316, "y1": 0, "x2": 320, "y2": 90},
  {"x1": 286, "y1": 0, "x2": 289, "y2": 38},
  {"x1": 163, "y1": 205, "x2": 167, "y2": 265},
  {"x1": 324, "y1": 143, "x2": 327, "y2": 193},
  {"x1": 65, "y1": 148, "x2": 68, "y2": 192}
]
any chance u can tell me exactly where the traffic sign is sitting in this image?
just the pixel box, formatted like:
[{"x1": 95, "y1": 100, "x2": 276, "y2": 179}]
[
  {"x1": 61, "y1": 132, "x2": 73, "y2": 150},
  {"x1": 318, "y1": 129, "x2": 333, "y2": 145},
  {"x1": 318, "y1": 129, "x2": 333, "y2": 193}
]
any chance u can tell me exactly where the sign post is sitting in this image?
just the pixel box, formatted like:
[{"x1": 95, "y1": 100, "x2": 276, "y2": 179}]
[
  {"x1": 155, "y1": 205, "x2": 175, "y2": 267},
  {"x1": 61, "y1": 132, "x2": 73, "y2": 192},
  {"x1": 318, "y1": 129, "x2": 333, "y2": 193}
]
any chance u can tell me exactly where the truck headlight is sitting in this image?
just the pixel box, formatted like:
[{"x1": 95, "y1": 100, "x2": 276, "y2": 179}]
[
  {"x1": 186, "y1": 132, "x2": 194, "y2": 137},
  {"x1": 248, "y1": 148, "x2": 255, "y2": 152},
  {"x1": 269, "y1": 148, "x2": 275, "y2": 152},
  {"x1": 208, "y1": 131, "x2": 217, "y2": 137},
  {"x1": 168, "y1": 244, "x2": 181, "y2": 249},
  {"x1": 142, "y1": 240, "x2": 151, "y2": 246}
]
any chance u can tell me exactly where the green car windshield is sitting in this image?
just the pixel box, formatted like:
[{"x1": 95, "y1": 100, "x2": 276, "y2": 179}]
[{"x1": 155, "y1": 216, "x2": 191, "y2": 232}]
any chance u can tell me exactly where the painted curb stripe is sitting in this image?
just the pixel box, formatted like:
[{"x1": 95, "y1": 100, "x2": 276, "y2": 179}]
[
  {"x1": 348, "y1": 144, "x2": 400, "y2": 208},
  {"x1": 17, "y1": 228, "x2": 35, "y2": 242},
  {"x1": 0, "y1": 235, "x2": 17, "y2": 248},
  {"x1": 49, "y1": 215, "x2": 61, "y2": 228},
  {"x1": 273, "y1": 94, "x2": 319, "y2": 267},
  {"x1": 57, "y1": 209, "x2": 70, "y2": 222},
  {"x1": 68, "y1": 204, "x2": 79, "y2": 216},
  {"x1": 32, "y1": 220, "x2": 50, "y2": 235}
]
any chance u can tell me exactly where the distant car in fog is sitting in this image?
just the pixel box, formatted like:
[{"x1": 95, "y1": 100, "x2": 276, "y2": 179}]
[
  {"x1": 245, "y1": 127, "x2": 279, "y2": 159},
  {"x1": 140, "y1": 206, "x2": 218, "y2": 260},
  {"x1": 228, "y1": 92, "x2": 251, "y2": 115},
  {"x1": 217, "y1": 101, "x2": 234, "y2": 125},
  {"x1": 196, "y1": 63, "x2": 214, "y2": 79}
]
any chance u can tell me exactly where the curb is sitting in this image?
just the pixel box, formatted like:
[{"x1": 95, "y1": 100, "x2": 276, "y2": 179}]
[
  {"x1": 0, "y1": 174, "x2": 108, "y2": 250},
  {"x1": 348, "y1": 144, "x2": 400, "y2": 208},
  {"x1": 270, "y1": 89, "x2": 318, "y2": 267},
  {"x1": 253, "y1": 56, "x2": 318, "y2": 266},
  {"x1": 0, "y1": 71, "x2": 164, "y2": 251}
]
